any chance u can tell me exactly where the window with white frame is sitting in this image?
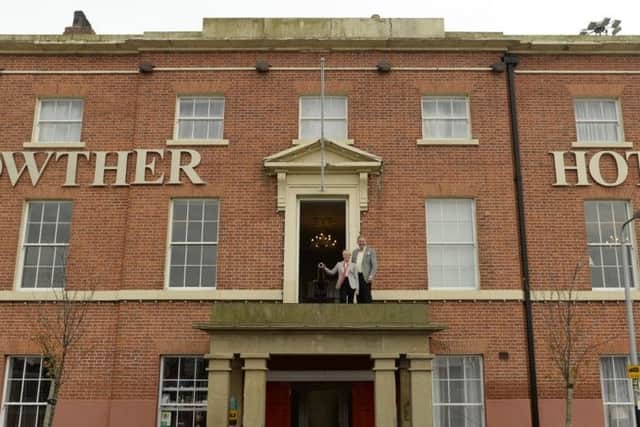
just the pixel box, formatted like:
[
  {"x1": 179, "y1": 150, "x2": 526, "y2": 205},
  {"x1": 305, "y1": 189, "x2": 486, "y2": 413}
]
[
  {"x1": 1, "y1": 356, "x2": 51, "y2": 427},
  {"x1": 35, "y1": 99, "x2": 83, "y2": 143},
  {"x1": 584, "y1": 201, "x2": 636, "y2": 289},
  {"x1": 426, "y1": 199, "x2": 478, "y2": 289},
  {"x1": 175, "y1": 97, "x2": 224, "y2": 140},
  {"x1": 168, "y1": 199, "x2": 218, "y2": 288},
  {"x1": 158, "y1": 356, "x2": 207, "y2": 427},
  {"x1": 299, "y1": 96, "x2": 348, "y2": 140},
  {"x1": 20, "y1": 201, "x2": 72, "y2": 289},
  {"x1": 574, "y1": 99, "x2": 622, "y2": 143},
  {"x1": 422, "y1": 96, "x2": 471, "y2": 140},
  {"x1": 600, "y1": 356, "x2": 636, "y2": 427},
  {"x1": 432, "y1": 356, "x2": 485, "y2": 427}
]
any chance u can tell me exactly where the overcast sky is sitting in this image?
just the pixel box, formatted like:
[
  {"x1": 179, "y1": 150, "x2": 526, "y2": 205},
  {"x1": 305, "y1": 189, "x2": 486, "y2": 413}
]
[{"x1": 2, "y1": 0, "x2": 638, "y2": 36}]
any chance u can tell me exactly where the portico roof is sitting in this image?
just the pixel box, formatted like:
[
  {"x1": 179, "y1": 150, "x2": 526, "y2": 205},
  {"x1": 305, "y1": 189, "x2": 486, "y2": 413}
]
[{"x1": 263, "y1": 139, "x2": 383, "y2": 175}]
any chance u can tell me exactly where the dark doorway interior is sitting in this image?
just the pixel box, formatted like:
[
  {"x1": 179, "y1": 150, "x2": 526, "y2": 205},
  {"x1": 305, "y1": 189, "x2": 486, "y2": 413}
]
[
  {"x1": 298, "y1": 200, "x2": 346, "y2": 303},
  {"x1": 291, "y1": 383, "x2": 352, "y2": 427}
]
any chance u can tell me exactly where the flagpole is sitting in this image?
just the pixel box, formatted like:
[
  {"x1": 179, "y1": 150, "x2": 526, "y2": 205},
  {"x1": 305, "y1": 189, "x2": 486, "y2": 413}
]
[{"x1": 320, "y1": 57, "x2": 325, "y2": 192}]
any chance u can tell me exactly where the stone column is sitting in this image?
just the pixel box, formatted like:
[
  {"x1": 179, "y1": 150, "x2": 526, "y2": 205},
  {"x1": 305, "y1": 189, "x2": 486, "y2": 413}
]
[
  {"x1": 398, "y1": 357, "x2": 411, "y2": 427},
  {"x1": 242, "y1": 353, "x2": 269, "y2": 427},
  {"x1": 206, "y1": 353, "x2": 233, "y2": 427},
  {"x1": 372, "y1": 353, "x2": 399, "y2": 427},
  {"x1": 407, "y1": 353, "x2": 435, "y2": 427}
]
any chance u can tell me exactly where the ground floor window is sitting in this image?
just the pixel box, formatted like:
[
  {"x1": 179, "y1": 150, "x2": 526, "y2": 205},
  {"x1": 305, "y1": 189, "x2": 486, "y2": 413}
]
[
  {"x1": 432, "y1": 355, "x2": 485, "y2": 427},
  {"x1": 1, "y1": 356, "x2": 51, "y2": 427},
  {"x1": 601, "y1": 355, "x2": 636, "y2": 427},
  {"x1": 158, "y1": 356, "x2": 207, "y2": 427}
]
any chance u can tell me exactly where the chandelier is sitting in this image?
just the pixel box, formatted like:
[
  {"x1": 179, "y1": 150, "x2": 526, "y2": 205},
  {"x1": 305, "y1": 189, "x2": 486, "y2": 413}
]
[{"x1": 310, "y1": 232, "x2": 337, "y2": 249}]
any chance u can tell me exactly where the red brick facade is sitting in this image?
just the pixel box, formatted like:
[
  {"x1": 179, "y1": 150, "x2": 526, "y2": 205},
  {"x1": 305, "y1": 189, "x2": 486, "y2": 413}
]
[{"x1": 1, "y1": 19, "x2": 639, "y2": 427}]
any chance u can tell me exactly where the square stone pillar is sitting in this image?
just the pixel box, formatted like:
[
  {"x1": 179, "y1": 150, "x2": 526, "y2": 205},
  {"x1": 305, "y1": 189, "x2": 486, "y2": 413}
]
[
  {"x1": 206, "y1": 353, "x2": 233, "y2": 427},
  {"x1": 407, "y1": 353, "x2": 434, "y2": 427},
  {"x1": 398, "y1": 357, "x2": 411, "y2": 427},
  {"x1": 242, "y1": 353, "x2": 269, "y2": 427},
  {"x1": 372, "y1": 353, "x2": 399, "y2": 427}
]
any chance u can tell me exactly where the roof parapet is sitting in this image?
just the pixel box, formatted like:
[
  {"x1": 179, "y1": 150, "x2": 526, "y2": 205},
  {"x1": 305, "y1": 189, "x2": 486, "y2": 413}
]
[{"x1": 202, "y1": 17, "x2": 446, "y2": 40}]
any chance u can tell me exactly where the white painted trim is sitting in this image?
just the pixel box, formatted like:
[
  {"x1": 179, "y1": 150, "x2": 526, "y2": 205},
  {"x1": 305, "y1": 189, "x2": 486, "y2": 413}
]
[
  {"x1": 292, "y1": 138, "x2": 354, "y2": 146},
  {"x1": 282, "y1": 175, "x2": 361, "y2": 303},
  {"x1": 166, "y1": 139, "x2": 229, "y2": 146},
  {"x1": 4, "y1": 288, "x2": 640, "y2": 302},
  {"x1": 571, "y1": 141, "x2": 633, "y2": 148},
  {"x1": 13, "y1": 202, "x2": 28, "y2": 291},
  {"x1": 0, "y1": 289, "x2": 282, "y2": 301},
  {"x1": 417, "y1": 139, "x2": 479, "y2": 146},
  {"x1": 573, "y1": 98, "x2": 625, "y2": 145},
  {"x1": 0, "y1": 66, "x2": 497, "y2": 75},
  {"x1": 164, "y1": 199, "x2": 220, "y2": 290},
  {"x1": 425, "y1": 199, "x2": 480, "y2": 290},
  {"x1": 298, "y1": 95, "x2": 348, "y2": 141},
  {"x1": 0, "y1": 356, "x2": 9, "y2": 426},
  {"x1": 267, "y1": 370, "x2": 373, "y2": 382},
  {"x1": 296, "y1": 198, "x2": 349, "y2": 303},
  {"x1": 32, "y1": 98, "x2": 84, "y2": 145},
  {"x1": 171, "y1": 96, "x2": 225, "y2": 143},
  {"x1": 420, "y1": 95, "x2": 472, "y2": 141},
  {"x1": 516, "y1": 70, "x2": 640, "y2": 75},
  {"x1": 23, "y1": 141, "x2": 86, "y2": 149},
  {"x1": 373, "y1": 290, "x2": 524, "y2": 300}
]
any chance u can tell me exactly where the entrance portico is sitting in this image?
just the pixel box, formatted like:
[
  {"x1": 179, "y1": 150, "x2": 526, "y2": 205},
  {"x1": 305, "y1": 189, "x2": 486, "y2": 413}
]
[
  {"x1": 263, "y1": 139, "x2": 383, "y2": 303},
  {"x1": 196, "y1": 303, "x2": 444, "y2": 427}
]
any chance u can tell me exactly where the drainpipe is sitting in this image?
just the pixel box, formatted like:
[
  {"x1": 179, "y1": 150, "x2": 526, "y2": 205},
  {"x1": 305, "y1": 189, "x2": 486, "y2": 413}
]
[{"x1": 501, "y1": 52, "x2": 541, "y2": 427}]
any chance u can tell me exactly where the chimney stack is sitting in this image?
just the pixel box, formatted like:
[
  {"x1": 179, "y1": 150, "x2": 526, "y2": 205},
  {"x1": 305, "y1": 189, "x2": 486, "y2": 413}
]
[{"x1": 63, "y1": 11, "x2": 95, "y2": 35}]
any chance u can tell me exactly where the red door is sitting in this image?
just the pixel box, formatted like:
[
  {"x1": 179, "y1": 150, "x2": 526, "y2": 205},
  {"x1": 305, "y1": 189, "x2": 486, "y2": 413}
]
[
  {"x1": 352, "y1": 382, "x2": 375, "y2": 427},
  {"x1": 266, "y1": 382, "x2": 291, "y2": 427}
]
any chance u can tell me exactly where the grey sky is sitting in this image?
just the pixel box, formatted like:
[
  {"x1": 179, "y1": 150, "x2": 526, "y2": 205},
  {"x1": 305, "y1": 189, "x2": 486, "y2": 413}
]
[{"x1": 2, "y1": 0, "x2": 638, "y2": 35}]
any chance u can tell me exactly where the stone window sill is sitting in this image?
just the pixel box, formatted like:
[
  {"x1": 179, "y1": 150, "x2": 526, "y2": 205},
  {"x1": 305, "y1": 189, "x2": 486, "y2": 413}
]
[
  {"x1": 570, "y1": 141, "x2": 632, "y2": 148},
  {"x1": 23, "y1": 141, "x2": 86, "y2": 149},
  {"x1": 292, "y1": 138, "x2": 354, "y2": 146},
  {"x1": 166, "y1": 139, "x2": 229, "y2": 146},
  {"x1": 417, "y1": 138, "x2": 479, "y2": 146}
]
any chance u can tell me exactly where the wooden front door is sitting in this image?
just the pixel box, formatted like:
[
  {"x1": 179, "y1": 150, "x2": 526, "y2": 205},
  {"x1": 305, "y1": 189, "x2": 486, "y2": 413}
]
[
  {"x1": 266, "y1": 382, "x2": 291, "y2": 427},
  {"x1": 351, "y1": 382, "x2": 374, "y2": 427}
]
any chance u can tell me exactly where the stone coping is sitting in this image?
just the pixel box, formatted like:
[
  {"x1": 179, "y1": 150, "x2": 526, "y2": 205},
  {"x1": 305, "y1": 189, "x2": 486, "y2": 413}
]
[
  {"x1": 2, "y1": 18, "x2": 640, "y2": 53},
  {"x1": 195, "y1": 302, "x2": 446, "y2": 332}
]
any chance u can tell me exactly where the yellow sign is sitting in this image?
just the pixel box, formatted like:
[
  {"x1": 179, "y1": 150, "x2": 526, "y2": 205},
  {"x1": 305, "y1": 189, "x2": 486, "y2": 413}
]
[
  {"x1": 229, "y1": 409, "x2": 238, "y2": 421},
  {"x1": 627, "y1": 365, "x2": 640, "y2": 379}
]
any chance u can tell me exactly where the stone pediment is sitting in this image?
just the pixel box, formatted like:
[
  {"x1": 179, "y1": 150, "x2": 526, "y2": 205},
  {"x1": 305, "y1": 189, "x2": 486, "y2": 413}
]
[{"x1": 264, "y1": 139, "x2": 382, "y2": 175}]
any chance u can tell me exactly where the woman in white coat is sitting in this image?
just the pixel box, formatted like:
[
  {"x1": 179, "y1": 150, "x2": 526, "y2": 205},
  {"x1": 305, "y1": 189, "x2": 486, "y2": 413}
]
[{"x1": 319, "y1": 250, "x2": 359, "y2": 304}]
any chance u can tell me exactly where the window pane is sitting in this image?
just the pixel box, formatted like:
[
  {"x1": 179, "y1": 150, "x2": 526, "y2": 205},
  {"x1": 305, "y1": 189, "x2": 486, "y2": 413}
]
[
  {"x1": 210, "y1": 99, "x2": 224, "y2": 117},
  {"x1": 178, "y1": 121, "x2": 194, "y2": 139},
  {"x1": 24, "y1": 358, "x2": 42, "y2": 379},
  {"x1": 8, "y1": 379, "x2": 23, "y2": 402},
  {"x1": 173, "y1": 201, "x2": 188, "y2": 221},
  {"x1": 179, "y1": 99, "x2": 195, "y2": 118},
  {"x1": 20, "y1": 405, "x2": 37, "y2": 427},
  {"x1": 300, "y1": 97, "x2": 321, "y2": 117},
  {"x1": 169, "y1": 266, "x2": 185, "y2": 287},
  {"x1": 40, "y1": 101, "x2": 57, "y2": 120},
  {"x1": 207, "y1": 121, "x2": 223, "y2": 139},
  {"x1": 171, "y1": 245, "x2": 186, "y2": 266},
  {"x1": 23, "y1": 380, "x2": 39, "y2": 402},
  {"x1": 193, "y1": 121, "x2": 208, "y2": 139},
  {"x1": 194, "y1": 99, "x2": 209, "y2": 117},
  {"x1": 5, "y1": 405, "x2": 20, "y2": 427},
  {"x1": 187, "y1": 202, "x2": 204, "y2": 221},
  {"x1": 10, "y1": 358, "x2": 25, "y2": 378},
  {"x1": 323, "y1": 121, "x2": 347, "y2": 140},
  {"x1": 202, "y1": 245, "x2": 217, "y2": 265},
  {"x1": 172, "y1": 222, "x2": 187, "y2": 242},
  {"x1": 28, "y1": 203, "x2": 43, "y2": 222},
  {"x1": 300, "y1": 120, "x2": 321, "y2": 139}
]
